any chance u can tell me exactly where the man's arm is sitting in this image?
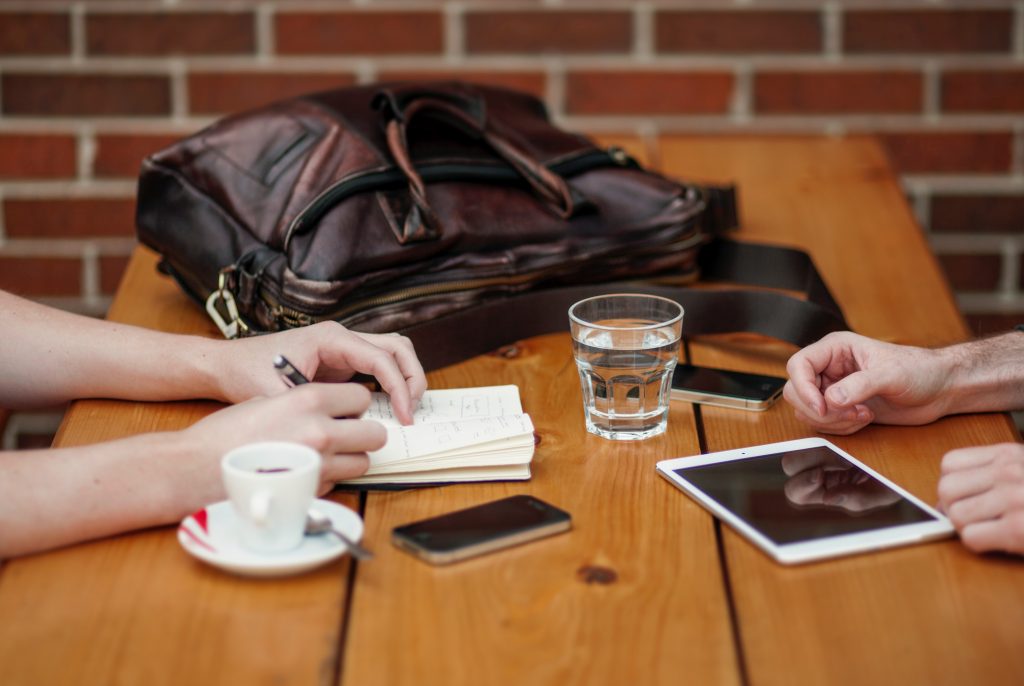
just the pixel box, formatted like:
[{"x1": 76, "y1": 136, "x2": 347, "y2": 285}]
[{"x1": 784, "y1": 331, "x2": 1024, "y2": 435}]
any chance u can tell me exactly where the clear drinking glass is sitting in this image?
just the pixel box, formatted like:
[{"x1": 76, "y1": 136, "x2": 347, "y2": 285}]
[{"x1": 569, "y1": 294, "x2": 683, "y2": 441}]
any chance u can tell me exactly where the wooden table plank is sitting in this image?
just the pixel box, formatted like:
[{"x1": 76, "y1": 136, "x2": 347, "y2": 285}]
[
  {"x1": 659, "y1": 135, "x2": 1024, "y2": 686},
  {"x1": 341, "y1": 346, "x2": 740, "y2": 686},
  {"x1": 335, "y1": 133, "x2": 741, "y2": 686},
  {"x1": 0, "y1": 249, "x2": 361, "y2": 686}
]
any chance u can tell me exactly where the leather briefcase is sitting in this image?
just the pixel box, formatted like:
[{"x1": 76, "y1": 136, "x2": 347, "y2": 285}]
[{"x1": 136, "y1": 81, "x2": 846, "y2": 370}]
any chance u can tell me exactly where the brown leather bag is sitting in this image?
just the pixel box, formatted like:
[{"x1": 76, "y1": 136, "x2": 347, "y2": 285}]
[{"x1": 136, "y1": 81, "x2": 846, "y2": 370}]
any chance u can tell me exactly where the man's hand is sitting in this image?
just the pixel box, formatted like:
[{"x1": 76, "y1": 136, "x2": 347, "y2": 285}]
[
  {"x1": 938, "y1": 443, "x2": 1024, "y2": 556},
  {"x1": 783, "y1": 332, "x2": 954, "y2": 435}
]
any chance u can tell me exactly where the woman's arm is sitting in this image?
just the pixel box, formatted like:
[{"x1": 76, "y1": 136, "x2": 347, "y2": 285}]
[
  {"x1": 0, "y1": 383, "x2": 385, "y2": 559},
  {"x1": 0, "y1": 290, "x2": 426, "y2": 422}
]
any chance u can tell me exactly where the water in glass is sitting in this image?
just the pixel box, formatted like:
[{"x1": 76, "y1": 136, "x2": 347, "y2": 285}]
[{"x1": 572, "y1": 318, "x2": 680, "y2": 440}]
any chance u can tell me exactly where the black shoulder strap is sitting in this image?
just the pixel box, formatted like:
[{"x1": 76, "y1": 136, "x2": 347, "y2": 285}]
[{"x1": 400, "y1": 238, "x2": 849, "y2": 372}]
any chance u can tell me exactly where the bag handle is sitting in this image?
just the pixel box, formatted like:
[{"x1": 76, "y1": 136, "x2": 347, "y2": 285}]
[{"x1": 374, "y1": 85, "x2": 578, "y2": 243}]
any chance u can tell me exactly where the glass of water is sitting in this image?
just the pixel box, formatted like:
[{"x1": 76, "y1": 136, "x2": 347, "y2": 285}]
[{"x1": 568, "y1": 294, "x2": 683, "y2": 441}]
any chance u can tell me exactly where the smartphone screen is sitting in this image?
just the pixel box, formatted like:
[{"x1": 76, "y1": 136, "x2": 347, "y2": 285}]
[
  {"x1": 671, "y1": 364, "x2": 786, "y2": 410},
  {"x1": 392, "y1": 495, "x2": 571, "y2": 565}
]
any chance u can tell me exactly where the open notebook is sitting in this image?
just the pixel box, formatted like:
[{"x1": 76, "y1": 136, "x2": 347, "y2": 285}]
[{"x1": 340, "y1": 385, "x2": 535, "y2": 486}]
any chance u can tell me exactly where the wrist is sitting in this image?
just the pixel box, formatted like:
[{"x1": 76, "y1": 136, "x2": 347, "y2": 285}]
[
  {"x1": 155, "y1": 428, "x2": 226, "y2": 522},
  {"x1": 186, "y1": 337, "x2": 234, "y2": 402},
  {"x1": 938, "y1": 333, "x2": 1024, "y2": 415}
]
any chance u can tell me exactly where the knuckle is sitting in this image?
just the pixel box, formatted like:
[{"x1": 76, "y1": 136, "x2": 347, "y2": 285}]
[
  {"x1": 935, "y1": 477, "x2": 955, "y2": 504},
  {"x1": 1008, "y1": 513, "x2": 1024, "y2": 551},
  {"x1": 300, "y1": 423, "x2": 331, "y2": 453},
  {"x1": 960, "y1": 528, "x2": 989, "y2": 553},
  {"x1": 946, "y1": 501, "x2": 969, "y2": 528}
]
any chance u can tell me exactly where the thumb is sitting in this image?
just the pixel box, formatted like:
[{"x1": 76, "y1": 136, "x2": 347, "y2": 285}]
[{"x1": 824, "y1": 370, "x2": 885, "y2": 408}]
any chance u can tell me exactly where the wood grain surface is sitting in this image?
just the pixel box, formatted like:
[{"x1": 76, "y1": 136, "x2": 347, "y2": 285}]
[
  {"x1": 0, "y1": 136, "x2": 1019, "y2": 686},
  {"x1": 659, "y1": 136, "x2": 1024, "y2": 686}
]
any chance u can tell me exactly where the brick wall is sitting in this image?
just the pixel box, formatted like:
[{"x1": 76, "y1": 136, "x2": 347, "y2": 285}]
[{"x1": 1, "y1": 0, "x2": 1023, "y2": 442}]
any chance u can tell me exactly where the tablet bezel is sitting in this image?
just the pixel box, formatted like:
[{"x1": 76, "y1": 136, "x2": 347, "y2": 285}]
[{"x1": 655, "y1": 437, "x2": 955, "y2": 565}]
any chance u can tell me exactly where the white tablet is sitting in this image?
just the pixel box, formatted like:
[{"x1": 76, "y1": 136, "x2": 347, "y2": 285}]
[{"x1": 656, "y1": 437, "x2": 954, "y2": 565}]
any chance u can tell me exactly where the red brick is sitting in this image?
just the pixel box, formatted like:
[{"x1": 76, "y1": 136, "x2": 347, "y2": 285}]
[
  {"x1": 2, "y1": 74, "x2": 171, "y2": 117},
  {"x1": 99, "y1": 255, "x2": 131, "y2": 295},
  {"x1": 878, "y1": 132, "x2": 1012, "y2": 174},
  {"x1": 0, "y1": 133, "x2": 77, "y2": 179},
  {"x1": 94, "y1": 133, "x2": 183, "y2": 178},
  {"x1": 755, "y1": 70, "x2": 922, "y2": 114},
  {"x1": 0, "y1": 12, "x2": 71, "y2": 55},
  {"x1": 656, "y1": 10, "x2": 820, "y2": 54},
  {"x1": 942, "y1": 70, "x2": 1024, "y2": 113},
  {"x1": 965, "y1": 313, "x2": 1024, "y2": 337},
  {"x1": 466, "y1": 11, "x2": 631, "y2": 54},
  {"x1": 86, "y1": 12, "x2": 254, "y2": 56},
  {"x1": 936, "y1": 254, "x2": 1001, "y2": 291},
  {"x1": 0, "y1": 256, "x2": 81, "y2": 297},
  {"x1": 931, "y1": 195, "x2": 1024, "y2": 234},
  {"x1": 844, "y1": 10, "x2": 1012, "y2": 54},
  {"x1": 5, "y1": 198, "x2": 136, "y2": 238},
  {"x1": 276, "y1": 12, "x2": 442, "y2": 55},
  {"x1": 566, "y1": 71, "x2": 733, "y2": 115},
  {"x1": 376, "y1": 71, "x2": 546, "y2": 100},
  {"x1": 188, "y1": 72, "x2": 356, "y2": 115}
]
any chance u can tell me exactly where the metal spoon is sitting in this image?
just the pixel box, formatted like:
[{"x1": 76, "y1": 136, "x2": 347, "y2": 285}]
[{"x1": 305, "y1": 509, "x2": 373, "y2": 560}]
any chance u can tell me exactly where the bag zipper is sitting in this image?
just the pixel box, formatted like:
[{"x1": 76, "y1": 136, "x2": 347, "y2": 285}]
[
  {"x1": 283, "y1": 147, "x2": 635, "y2": 249},
  {"x1": 264, "y1": 230, "x2": 704, "y2": 328}
]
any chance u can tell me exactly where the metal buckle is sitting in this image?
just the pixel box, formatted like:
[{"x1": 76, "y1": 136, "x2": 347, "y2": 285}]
[{"x1": 205, "y1": 268, "x2": 250, "y2": 339}]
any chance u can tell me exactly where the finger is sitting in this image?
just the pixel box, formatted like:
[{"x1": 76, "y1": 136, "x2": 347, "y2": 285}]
[
  {"x1": 824, "y1": 369, "x2": 882, "y2": 409},
  {"x1": 289, "y1": 383, "x2": 372, "y2": 419},
  {"x1": 320, "y1": 418, "x2": 388, "y2": 454},
  {"x1": 958, "y1": 513, "x2": 1024, "y2": 555},
  {"x1": 783, "y1": 380, "x2": 824, "y2": 419},
  {"x1": 946, "y1": 487, "x2": 1012, "y2": 528},
  {"x1": 788, "y1": 404, "x2": 869, "y2": 436},
  {"x1": 320, "y1": 337, "x2": 416, "y2": 425},
  {"x1": 356, "y1": 333, "x2": 427, "y2": 408},
  {"x1": 941, "y1": 445, "x2": 1003, "y2": 474},
  {"x1": 320, "y1": 453, "x2": 371, "y2": 482},
  {"x1": 936, "y1": 466, "x2": 997, "y2": 509},
  {"x1": 784, "y1": 360, "x2": 827, "y2": 417}
]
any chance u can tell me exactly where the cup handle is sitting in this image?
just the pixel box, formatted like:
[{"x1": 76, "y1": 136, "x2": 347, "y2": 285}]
[{"x1": 249, "y1": 491, "x2": 272, "y2": 525}]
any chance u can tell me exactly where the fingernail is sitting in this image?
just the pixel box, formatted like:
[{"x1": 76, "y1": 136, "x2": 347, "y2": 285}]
[{"x1": 830, "y1": 387, "x2": 848, "y2": 404}]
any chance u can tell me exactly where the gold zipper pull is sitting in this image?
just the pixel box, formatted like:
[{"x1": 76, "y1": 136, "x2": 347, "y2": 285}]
[{"x1": 205, "y1": 268, "x2": 246, "y2": 339}]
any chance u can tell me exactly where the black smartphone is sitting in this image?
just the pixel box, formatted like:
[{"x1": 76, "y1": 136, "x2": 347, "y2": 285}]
[
  {"x1": 671, "y1": 364, "x2": 786, "y2": 411},
  {"x1": 391, "y1": 495, "x2": 572, "y2": 565}
]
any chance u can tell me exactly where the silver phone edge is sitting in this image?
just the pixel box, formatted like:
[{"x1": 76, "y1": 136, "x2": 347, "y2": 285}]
[{"x1": 392, "y1": 518, "x2": 572, "y2": 565}]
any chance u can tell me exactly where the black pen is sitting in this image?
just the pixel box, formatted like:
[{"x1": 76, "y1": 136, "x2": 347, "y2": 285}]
[{"x1": 274, "y1": 354, "x2": 310, "y2": 387}]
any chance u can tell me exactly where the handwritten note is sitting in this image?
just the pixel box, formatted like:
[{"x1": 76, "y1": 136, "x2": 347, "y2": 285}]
[{"x1": 345, "y1": 385, "x2": 535, "y2": 484}]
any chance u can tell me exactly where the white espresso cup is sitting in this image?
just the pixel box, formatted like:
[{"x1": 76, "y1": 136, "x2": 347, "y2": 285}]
[{"x1": 221, "y1": 442, "x2": 322, "y2": 555}]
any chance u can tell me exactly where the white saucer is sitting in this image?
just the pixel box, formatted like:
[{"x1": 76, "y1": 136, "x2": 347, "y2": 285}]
[{"x1": 177, "y1": 498, "x2": 365, "y2": 578}]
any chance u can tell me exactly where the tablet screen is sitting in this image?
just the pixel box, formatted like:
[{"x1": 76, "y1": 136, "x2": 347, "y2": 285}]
[{"x1": 671, "y1": 446, "x2": 938, "y2": 544}]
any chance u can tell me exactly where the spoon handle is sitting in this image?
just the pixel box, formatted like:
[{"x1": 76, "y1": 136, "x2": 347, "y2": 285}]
[{"x1": 330, "y1": 528, "x2": 374, "y2": 561}]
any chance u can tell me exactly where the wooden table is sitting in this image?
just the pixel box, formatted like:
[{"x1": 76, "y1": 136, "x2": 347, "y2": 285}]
[{"x1": 1, "y1": 136, "x2": 1021, "y2": 686}]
